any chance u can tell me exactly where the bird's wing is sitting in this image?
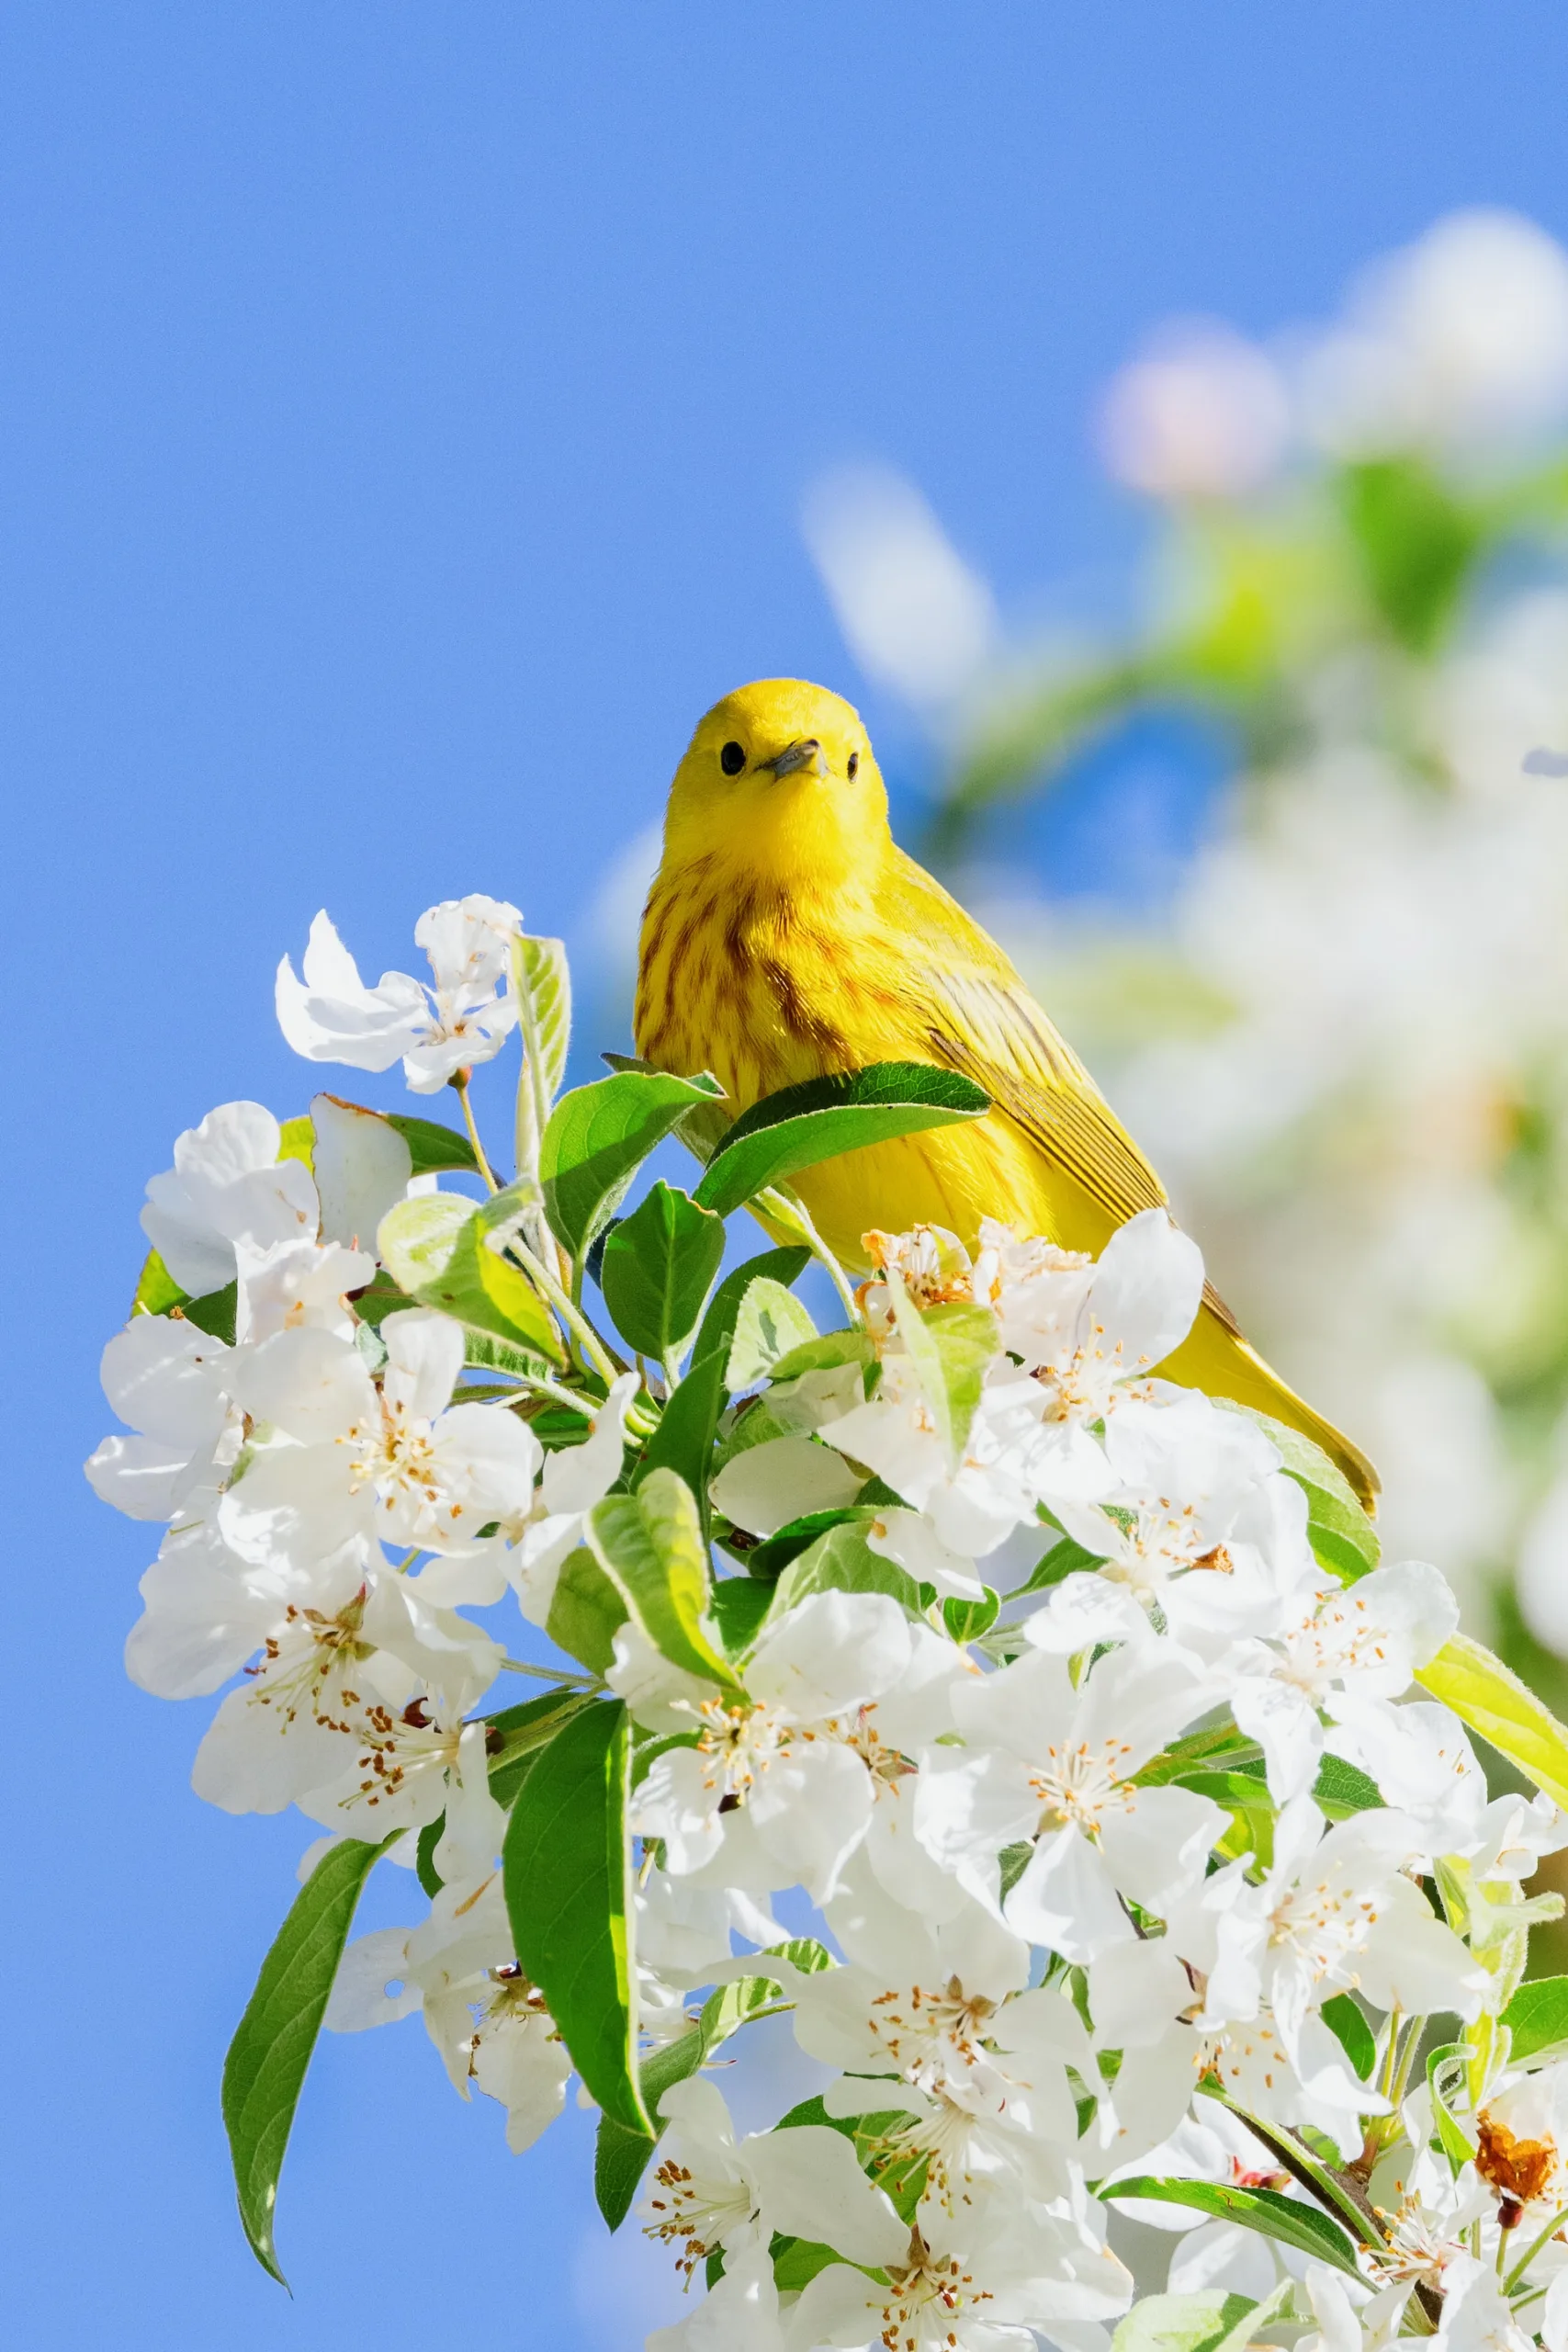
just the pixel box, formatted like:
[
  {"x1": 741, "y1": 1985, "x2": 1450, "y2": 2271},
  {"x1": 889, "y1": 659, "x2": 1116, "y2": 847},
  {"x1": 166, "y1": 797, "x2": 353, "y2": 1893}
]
[{"x1": 884, "y1": 853, "x2": 1242, "y2": 1335}]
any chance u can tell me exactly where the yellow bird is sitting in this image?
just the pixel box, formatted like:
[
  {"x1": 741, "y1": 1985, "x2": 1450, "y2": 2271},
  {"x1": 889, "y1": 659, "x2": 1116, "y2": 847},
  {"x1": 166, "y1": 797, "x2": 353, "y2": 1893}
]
[{"x1": 635, "y1": 677, "x2": 1378, "y2": 1510}]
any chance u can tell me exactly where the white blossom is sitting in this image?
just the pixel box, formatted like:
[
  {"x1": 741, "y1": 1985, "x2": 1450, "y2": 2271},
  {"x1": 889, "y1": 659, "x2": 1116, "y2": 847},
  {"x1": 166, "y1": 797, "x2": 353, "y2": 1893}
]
[
  {"x1": 141, "y1": 1100, "x2": 319, "y2": 1297},
  {"x1": 276, "y1": 899, "x2": 521, "y2": 1092}
]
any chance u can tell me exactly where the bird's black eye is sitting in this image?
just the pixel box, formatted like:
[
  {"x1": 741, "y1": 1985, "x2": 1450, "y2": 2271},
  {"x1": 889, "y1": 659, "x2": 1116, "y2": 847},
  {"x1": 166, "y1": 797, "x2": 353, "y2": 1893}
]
[
  {"x1": 847, "y1": 752, "x2": 860, "y2": 779},
  {"x1": 719, "y1": 741, "x2": 746, "y2": 776}
]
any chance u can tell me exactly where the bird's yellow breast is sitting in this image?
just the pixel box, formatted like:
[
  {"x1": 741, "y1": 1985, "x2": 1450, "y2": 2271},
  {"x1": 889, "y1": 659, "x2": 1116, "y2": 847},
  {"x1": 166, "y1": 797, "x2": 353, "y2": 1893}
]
[{"x1": 635, "y1": 858, "x2": 1100, "y2": 1272}]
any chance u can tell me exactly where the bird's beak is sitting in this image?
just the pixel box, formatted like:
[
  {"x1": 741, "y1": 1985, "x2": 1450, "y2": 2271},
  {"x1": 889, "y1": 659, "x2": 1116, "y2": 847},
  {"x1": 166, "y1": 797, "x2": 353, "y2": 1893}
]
[{"x1": 762, "y1": 737, "x2": 823, "y2": 779}]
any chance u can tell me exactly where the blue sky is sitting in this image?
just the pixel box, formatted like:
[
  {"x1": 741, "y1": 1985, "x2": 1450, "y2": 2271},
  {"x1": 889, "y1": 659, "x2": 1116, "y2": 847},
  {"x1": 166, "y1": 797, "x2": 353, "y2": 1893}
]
[{"x1": 10, "y1": 6, "x2": 1568, "y2": 2343}]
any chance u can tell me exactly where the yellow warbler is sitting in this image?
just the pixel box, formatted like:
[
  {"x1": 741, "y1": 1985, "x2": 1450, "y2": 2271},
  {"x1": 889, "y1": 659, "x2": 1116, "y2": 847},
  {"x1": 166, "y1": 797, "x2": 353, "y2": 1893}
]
[{"x1": 636, "y1": 677, "x2": 1377, "y2": 1508}]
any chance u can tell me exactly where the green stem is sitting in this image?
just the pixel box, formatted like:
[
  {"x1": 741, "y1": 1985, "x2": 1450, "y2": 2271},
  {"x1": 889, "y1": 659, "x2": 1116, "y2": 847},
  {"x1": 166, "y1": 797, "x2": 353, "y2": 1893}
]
[
  {"x1": 506, "y1": 1233, "x2": 627, "y2": 1387},
  {"x1": 757, "y1": 1184, "x2": 861, "y2": 1322},
  {"x1": 1504, "y1": 2206, "x2": 1568, "y2": 2294},
  {"x1": 1388, "y1": 2012, "x2": 1427, "y2": 2109},
  {"x1": 1214, "y1": 2091, "x2": 1386, "y2": 2249},
  {"x1": 507, "y1": 1369, "x2": 608, "y2": 1421},
  {"x1": 1377, "y1": 2007, "x2": 1405, "y2": 2104},
  {"x1": 452, "y1": 1074, "x2": 501, "y2": 1194}
]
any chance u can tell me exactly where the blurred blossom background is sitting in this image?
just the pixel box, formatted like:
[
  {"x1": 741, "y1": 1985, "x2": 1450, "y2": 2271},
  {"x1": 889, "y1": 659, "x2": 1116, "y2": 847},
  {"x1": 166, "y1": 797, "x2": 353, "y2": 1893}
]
[
  {"x1": 17, "y1": 6, "x2": 1568, "y2": 2346},
  {"x1": 784, "y1": 209, "x2": 1568, "y2": 1713}
]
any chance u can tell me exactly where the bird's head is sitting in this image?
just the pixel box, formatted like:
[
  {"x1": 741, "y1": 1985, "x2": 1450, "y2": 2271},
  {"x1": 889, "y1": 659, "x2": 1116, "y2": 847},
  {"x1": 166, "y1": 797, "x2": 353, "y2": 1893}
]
[{"x1": 660, "y1": 678, "x2": 890, "y2": 888}]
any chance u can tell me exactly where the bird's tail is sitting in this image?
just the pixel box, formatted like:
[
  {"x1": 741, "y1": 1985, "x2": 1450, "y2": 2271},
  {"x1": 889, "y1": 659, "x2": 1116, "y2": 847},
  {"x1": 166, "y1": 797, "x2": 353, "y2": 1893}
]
[{"x1": 1158, "y1": 1301, "x2": 1380, "y2": 1516}]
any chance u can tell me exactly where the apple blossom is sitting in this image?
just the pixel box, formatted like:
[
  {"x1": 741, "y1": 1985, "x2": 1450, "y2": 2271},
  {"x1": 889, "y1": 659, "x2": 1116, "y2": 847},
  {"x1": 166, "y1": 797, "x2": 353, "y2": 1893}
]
[{"x1": 89, "y1": 930, "x2": 1568, "y2": 2350}]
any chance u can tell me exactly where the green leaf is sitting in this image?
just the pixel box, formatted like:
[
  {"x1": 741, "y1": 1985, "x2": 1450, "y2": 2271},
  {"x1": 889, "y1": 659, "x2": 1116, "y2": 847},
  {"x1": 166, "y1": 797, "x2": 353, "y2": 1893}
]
[
  {"x1": 770, "y1": 2235, "x2": 844, "y2": 2292},
  {"x1": 515, "y1": 934, "x2": 572, "y2": 1100},
  {"x1": 486, "y1": 1688, "x2": 597, "y2": 1805},
  {"x1": 693, "y1": 1062, "x2": 990, "y2": 1218},
  {"x1": 1502, "y1": 1974, "x2": 1568, "y2": 2063},
  {"x1": 221, "y1": 1834, "x2": 393, "y2": 2285},
  {"x1": 184, "y1": 1282, "x2": 239, "y2": 1344},
  {"x1": 1104, "y1": 2177, "x2": 1360, "y2": 2276},
  {"x1": 1218, "y1": 1402, "x2": 1380, "y2": 1583},
  {"x1": 1320, "y1": 1993, "x2": 1377, "y2": 2081},
  {"x1": 885, "y1": 1270, "x2": 997, "y2": 1464},
  {"x1": 344, "y1": 1272, "x2": 421, "y2": 1329},
  {"x1": 740, "y1": 1507, "x2": 875, "y2": 1583},
  {"x1": 592, "y1": 1958, "x2": 807, "y2": 2228},
  {"x1": 1014, "y1": 1535, "x2": 1110, "y2": 1595},
  {"x1": 546, "y1": 1545, "x2": 629, "y2": 1674},
  {"x1": 276, "y1": 1114, "x2": 314, "y2": 1169},
  {"x1": 542, "y1": 1070, "x2": 725, "y2": 1259},
  {"x1": 132, "y1": 1248, "x2": 187, "y2": 1317},
  {"x1": 1427, "y1": 2040, "x2": 1478, "y2": 2170},
  {"x1": 726, "y1": 1279, "x2": 819, "y2": 1389},
  {"x1": 457, "y1": 1326, "x2": 556, "y2": 1380},
  {"x1": 600, "y1": 1182, "x2": 726, "y2": 1363},
  {"x1": 764, "y1": 1327, "x2": 875, "y2": 1386},
  {"x1": 512, "y1": 933, "x2": 573, "y2": 1177},
  {"x1": 1178, "y1": 1771, "x2": 1276, "y2": 1869},
  {"x1": 1417, "y1": 1633, "x2": 1568, "y2": 1812},
  {"x1": 1312, "y1": 1753, "x2": 1382, "y2": 1818},
  {"x1": 502, "y1": 1700, "x2": 649, "y2": 2135},
  {"x1": 708, "y1": 1575, "x2": 773, "y2": 1656},
  {"x1": 415, "y1": 1816, "x2": 445, "y2": 1898},
  {"x1": 377, "y1": 1192, "x2": 563, "y2": 1362},
  {"x1": 1339, "y1": 456, "x2": 1481, "y2": 653},
  {"x1": 1112, "y1": 2292, "x2": 1267, "y2": 2352},
  {"x1": 587, "y1": 1467, "x2": 740, "y2": 1694},
  {"x1": 637, "y1": 1249, "x2": 811, "y2": 1516},
  {"x1": 379, "y1": 1111, "x2": 479, "y2": 1177},
  {"x1": 770, "y1": 1519, "x2": 922, "y2": 1618},
  {"x1": 942, "y1": 1589, "x2": 1000, "y2": 1644}
]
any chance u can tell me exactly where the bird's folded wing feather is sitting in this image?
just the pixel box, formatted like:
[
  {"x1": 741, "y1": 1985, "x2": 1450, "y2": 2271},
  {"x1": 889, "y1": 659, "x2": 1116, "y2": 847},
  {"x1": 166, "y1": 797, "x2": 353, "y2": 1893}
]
[{"x1": 880, "y1": 856, "x2": 1240, "y2": 1335}]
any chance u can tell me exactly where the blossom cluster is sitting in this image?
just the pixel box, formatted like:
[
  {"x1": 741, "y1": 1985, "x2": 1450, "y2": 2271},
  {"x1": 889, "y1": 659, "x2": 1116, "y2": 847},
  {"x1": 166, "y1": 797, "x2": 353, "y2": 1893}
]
[
  {"x1": 797, "y1": 210, "x2": 1568, "y2": 1641},
  {"x1": 92, "y1": 903, "x2": 1568, "y2": 2352}
]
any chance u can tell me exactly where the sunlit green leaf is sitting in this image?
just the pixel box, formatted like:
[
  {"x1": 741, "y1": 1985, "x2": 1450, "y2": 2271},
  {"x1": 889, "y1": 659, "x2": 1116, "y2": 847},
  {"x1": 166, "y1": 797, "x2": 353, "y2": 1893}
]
[
  {"x1": 1112, "y1": 2292, "x2": 1268, "y2": 2352},
  {"x1": 377, "y1": 1192, "x2": 562, "y2": 1361},
  {"x1": 1427, "y1": 2041, "x2": 1478, "y2": 2170},
  {"x1": 131, "y1": 1248, "x2": 187, "y2": 1317},
  {"x1": 693, "y1": 1063, "x2": 989, "y2": 1219},
  {"x1": 1219, "y1": 1402, "x2": 1380, "y2": 1583},
  {"x1": 541, "y1": 1069, "x2": 725, "y2": 1258},
  {"x1": 1417, "y1": 1633, "x2": 1568, "y2": 1812},
  {"x1": 1502, "y1": 1974, "x2": 1568, "y2": 2064},
  {"x1": 886, "y1": 1269, "x2": 996, "y2": 1464},
  {"x1": 512, "y1": 933, "x2": 572, "y2": 1181},
  {"x1": 546, "y1": 1545, "x2": 628, "y2": 1674},
  {"x1": 1103, "y1": 2177, "x2": 1360, "y2": 2275},
  {"x1": 769, "y1": 1519, "x2": 922, "y2": 1619},
  {"x1": 726, "y1": 1279, "x2": 818, "y2": 1389},
  {"x1": 587, "y1": 1467, "x2": 739, "y2": 1693}
]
